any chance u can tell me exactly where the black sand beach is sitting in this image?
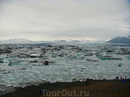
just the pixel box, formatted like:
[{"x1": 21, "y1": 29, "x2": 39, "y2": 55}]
[
  {"x1": 0, "y1": 80, "x2": 130, "y2": 97},
  {"x1": 0, "y1": 81, "x2": 86, "y2": 97}
]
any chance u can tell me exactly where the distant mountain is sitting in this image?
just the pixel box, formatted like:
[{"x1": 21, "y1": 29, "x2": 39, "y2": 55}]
[
  {"x1": 70, "y1": 40, "x2": 81, "y2": 42},
  {"x1": 54, "y1": 39, "x2": 91, "y2": 42},
  {"x1": 80, "y1": 39, "x2": 91, "y2": 42},
  {"x1": 54, "y1": 40, "x2": 67, "y2": 42},
  {"x1": 0, "y1": 38, "x2": 33, "y2": 44},
  {"x1": 126, "y1": 36, "x2": 130, "y2": 39},
  {"x1": 107, "y1": 36, "x2": 130, "y2": 44},
  {"x1": 8, "y1": 38, "x2": 32, "y2": 42}
]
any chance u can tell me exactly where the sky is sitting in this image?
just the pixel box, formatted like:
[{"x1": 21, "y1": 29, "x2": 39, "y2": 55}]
[{"x1": 0, "y1": 0, "x2": 130, "y2": 41}]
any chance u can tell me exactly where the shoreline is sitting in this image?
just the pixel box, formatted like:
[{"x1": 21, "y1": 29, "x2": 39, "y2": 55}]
[{"x1": 0, "y1": 79, "x2": 129, "y2": 97}]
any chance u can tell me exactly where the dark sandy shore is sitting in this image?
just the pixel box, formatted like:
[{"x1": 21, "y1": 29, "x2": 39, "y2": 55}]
[{"x1": 0, "y1": 80, "x2": 130, "y2": 97}]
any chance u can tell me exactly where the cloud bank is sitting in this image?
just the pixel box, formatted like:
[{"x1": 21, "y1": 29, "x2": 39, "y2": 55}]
[{"x1": 0, "y1": 0, "x2": 130, "y2": 41}]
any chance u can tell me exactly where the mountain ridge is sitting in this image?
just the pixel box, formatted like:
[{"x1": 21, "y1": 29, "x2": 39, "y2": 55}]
[{"x1": 107, "y1": 36, "x2": 130, "y2": 44}]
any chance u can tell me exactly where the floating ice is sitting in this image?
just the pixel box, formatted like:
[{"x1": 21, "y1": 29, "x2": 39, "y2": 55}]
[{"x1": 0, "y1": 44, "x2": 130, "y2": 87}]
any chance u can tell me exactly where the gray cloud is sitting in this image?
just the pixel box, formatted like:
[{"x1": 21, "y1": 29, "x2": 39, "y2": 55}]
[{"x1": 0, "y1": 0, "x2": 130, "y2": 41}]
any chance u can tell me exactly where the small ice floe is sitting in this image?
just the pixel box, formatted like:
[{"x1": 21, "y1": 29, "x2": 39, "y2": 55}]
[
  {"x1": 117, "y1": 63, "x2": 124, "y2": 67},
  {"x1": 0, "y1": 88, "x2": 6, "y2": 92},
  {"x1": 22, "y1": 85, "x2": 26, "y2": 88},
  {"x1": 94, "y1": 62, "x2": 99, "y2": 65}
]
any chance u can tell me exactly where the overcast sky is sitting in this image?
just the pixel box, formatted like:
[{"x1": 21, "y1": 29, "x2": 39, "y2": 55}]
[{"x1": 0, "y1": 0, "x2": 130, "y2": 41}]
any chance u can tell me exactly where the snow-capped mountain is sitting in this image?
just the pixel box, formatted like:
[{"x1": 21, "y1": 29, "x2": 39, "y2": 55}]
[
  {"x1": 54, "y1": 40, "x2": 67, "y2": 42},
  {"x1": 126, "y1": 35, "x2": 130, "y2": 39},
  {"x1": 54, "y1": 39, "x2": 91, "y2": 42},
  {"x1": 0, "y1": 38, "x2": 33, "y2": 44},
  {"x1": 8, "y1": 38, "x2": 32, "y2": 42},
  {"x1": 107, "y1": 36, "x2": 130, "y2": 44}
]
